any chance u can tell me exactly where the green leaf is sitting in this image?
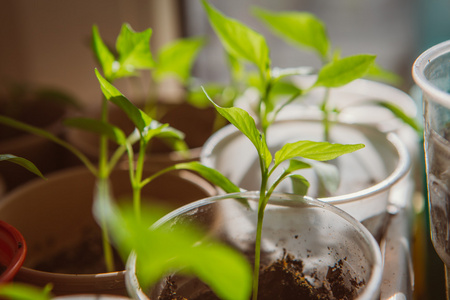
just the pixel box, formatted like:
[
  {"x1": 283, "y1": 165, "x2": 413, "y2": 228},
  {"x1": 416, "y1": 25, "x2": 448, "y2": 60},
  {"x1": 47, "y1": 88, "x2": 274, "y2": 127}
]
[
  {"x1": 0, "y1": 115, "x2": 97, "y2": 175},
  {"x1": 116, "y1": 23, "x2": 154, "y2": 78},
  {"x1": 308, "y1": 160, "x2": 340, "y2": 194},
  {"x1": 374, "y1": 101, "x2": 422, "y2": 132},
  {"x1": 202, "y1": 0, "x2": 270, "y2": 78},
  {"x1": 95, "y1": 69, "x2": 152, "y2": 132},
  {"x1": 141, "y1": 120, "x2": 185, "y2": 145},
  {"x1": 288, "y1": 174, "x2": 310, "y2": 196},
  {"x1": 285, "y1": 159, "x2": 311, "y2": 173},
  {"x1": 0, "y1": 154, "x2": 45, "y2": 179},
  {"x1": 154, "y1": 37, "x2": 205, "y2": 84},
  {"x1": 366, "y1": 63, "x2": 403, "y2": 86},
  {"x1": 253, "y1": 7, "x2": 329, "y2": 59},
  {"x1": 93, "y1": 179, "x2": 252, "y2": 300},
  {"x1": 313, "y1": 54, "x2": 376, "y2": 88},
  {"x1": 0, "y1": 283, "x2": 52, "y2": 300},
  {"x1": 64, "y1": 117, "x2": 127, "y2": 145},
  {"x1": 91, "y1": 25, "x2": 116, "y2": 81},
  {"x1": 274, "y1": 140, "x2": 365, "y2": 166},
  {"x1": 203, "y1": 88, "x2": 272, "y2": 168},
  {"x1": 173, "y1": 161, "x2": 241, "y2": 194}
]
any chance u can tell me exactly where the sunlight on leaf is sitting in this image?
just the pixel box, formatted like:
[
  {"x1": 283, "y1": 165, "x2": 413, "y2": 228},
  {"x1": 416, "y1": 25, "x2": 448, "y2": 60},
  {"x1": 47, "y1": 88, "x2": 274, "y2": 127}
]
[
  {"x1": 173, "y1": 161, "x2": 241, "y2": 194},
  {"x1": 253, "y1": 7, "x2": 329, "y2": 60},
  {"x1": 203, "y1": 87, "x2": 272, "y2": 168},
  {"x1": 92, "y1": 25, "x2": 116, "y2": 81},
  {"x1": 274, "y1": 140, "x2": 365, "y2": 166},
  {"x1": 116, "y1": 23, "x2": 154, "y2": 77},
  {"x1": 313, "y1": 54, "x2": 376, "y2": 88},
  {"x1": 154, "y1": 37, "x2": 205, "y2": 84},
  {"x1": 202, "y1": 0, "x2": 271, "y2": 78}
]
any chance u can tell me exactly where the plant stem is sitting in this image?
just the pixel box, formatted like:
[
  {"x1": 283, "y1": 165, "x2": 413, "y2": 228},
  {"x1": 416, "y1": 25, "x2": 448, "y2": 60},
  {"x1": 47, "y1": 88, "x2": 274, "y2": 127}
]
[
  {"x1": 132, "y1": 140, "x2": 147, "y2": 221},
  {"x1": 320, "y1": 88, "x2": 331, "y2": 142},
  {"x1": 252, "y1": 167, "x2": 269, "y2": 300},
  {"x1": 98, "y1": 96, "x2": 116, "y2": 273}
]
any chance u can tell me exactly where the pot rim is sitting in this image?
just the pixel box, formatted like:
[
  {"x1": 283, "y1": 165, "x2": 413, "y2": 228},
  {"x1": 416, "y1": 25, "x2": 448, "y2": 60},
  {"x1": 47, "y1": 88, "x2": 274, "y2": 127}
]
[
  {"x1": 126, "y1": 191, "x2": 383, "y2": 300},
  {"x1": 0, "y1": 220, "x2": 27, "y2": 282},
  {"x1": 200, "y1": 119, "x2": 411, "y2": 205},
  {"x1": 412, "y1": 39, "x2": 450, "y2": 109}
]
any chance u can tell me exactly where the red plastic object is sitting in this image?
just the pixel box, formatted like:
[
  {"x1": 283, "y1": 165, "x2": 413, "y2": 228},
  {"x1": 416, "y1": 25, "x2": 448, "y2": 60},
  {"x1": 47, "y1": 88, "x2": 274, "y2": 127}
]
[{"x1": 0, "y1": 220, "x2": 27, "y2": 283}]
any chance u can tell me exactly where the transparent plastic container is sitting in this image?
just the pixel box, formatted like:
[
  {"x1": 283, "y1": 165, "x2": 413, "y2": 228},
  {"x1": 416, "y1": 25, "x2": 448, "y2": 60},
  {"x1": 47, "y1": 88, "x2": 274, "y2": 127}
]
[
  {"x1": 201, "y1": 120, "x2": 410, "y2": 241},
  {"x1": 413, "y1": 39, "x2": 450, "y2": 299},
  {"x1": 126, "y1": 192, "x2": 383, "y2": 300}
]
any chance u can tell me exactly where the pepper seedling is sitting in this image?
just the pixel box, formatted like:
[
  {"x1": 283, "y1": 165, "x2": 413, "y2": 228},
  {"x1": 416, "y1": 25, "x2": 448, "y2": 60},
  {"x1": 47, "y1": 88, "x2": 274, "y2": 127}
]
[
  {"x1": 253, "y1": 7, "x2": 422, "y2": 138},
  {"x1": 203, "y1": 86, "x2": 364, "y2": 300},
  {"x1": 92, "y1": 74, "x2": 253, "y2": 300}
]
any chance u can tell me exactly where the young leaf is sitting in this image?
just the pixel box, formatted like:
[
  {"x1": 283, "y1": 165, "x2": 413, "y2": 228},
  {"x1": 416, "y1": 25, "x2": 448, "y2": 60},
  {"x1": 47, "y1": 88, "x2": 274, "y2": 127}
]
[
  {"x1": 313, "y1": 54, "x2": 376, "y2": 88},
  {"x1": 172, "y1": 161, "x2": 241, "y2": 194},
  {"x1": 253, "y1": 7, "x2": 329, "y2": 60},
  {"x1": 203, "y1": 88, "x2": 272, "y2": 168},
  {"x1": 274, "y1": 140, "x2": 365, "y2": 167},
  {"x1": 115, "y1": 23, "x2": 154, "y2": 78},
  {"x1": 92, "y1": 25, "x2": 116, "y2": 81},
  {"x1": 288, "y1": 174, "x2": 310, "y2": 196},
  {"x1": 374, "y1": 101, "x2": 422, "y2": 132},
  {"x1": 141, "y1": 120, "x2": 186, "y2": 146},
  {"x1": 366, "y1": 63, "x2": 403, "y2": 86},
  {"x1": 0, "y1": 154, "x2": 45, "y2": 179},
  {"x1": 308, "y1": 160, "x2": 340, "y2": 194},
  {"x1": 95, "y1": 69, "x2": 152, "y2": 132},
  {"x1": 64, "y1": 117, "x2": 127, "y2": 145},
  {"x1": 0, "y1": 116, "x2": 97, "y2": 175},
  {"x1": 154, "y1": 37, "x2": 205, "y2": 84},
  {"x1": 201, "y1": 0, "x2": 271, "y2": 78}
]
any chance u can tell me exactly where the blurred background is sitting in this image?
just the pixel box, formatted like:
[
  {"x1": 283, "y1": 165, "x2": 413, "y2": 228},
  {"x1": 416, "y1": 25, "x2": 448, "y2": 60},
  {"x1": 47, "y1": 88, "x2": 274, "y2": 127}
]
[
  {"x1": 0, "y1": 0, "x2": 450, "y2": 299},
  {"x1": 2, "y1": 0, "x2": 449, "y2": 106}
]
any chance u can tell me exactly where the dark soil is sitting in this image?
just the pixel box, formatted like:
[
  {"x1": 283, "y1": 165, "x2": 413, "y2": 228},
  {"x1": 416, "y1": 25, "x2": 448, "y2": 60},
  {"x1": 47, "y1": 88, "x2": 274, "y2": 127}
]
[
  {"x1": 33, "y1": 230, "x2": 124, "y2": 274},
  {"x1": 158, "y1": 252, "x2": 365, "y2": 300}
]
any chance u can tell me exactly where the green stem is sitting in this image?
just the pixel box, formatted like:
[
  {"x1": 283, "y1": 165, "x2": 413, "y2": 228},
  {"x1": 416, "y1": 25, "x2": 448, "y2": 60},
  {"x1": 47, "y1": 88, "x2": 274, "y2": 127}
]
[
  {"x1": 99, "y1": 98, "x2": 109, "y2": 178},
  {"x1": 132, "y1": 140, "x2": 147, "y2": 221},
  {"x1": 320, "y1": 88, "x2": 331, "y2": 142},
  {"x1": 252, "y1": 165, "x2": 269, "y2": 300},
  {"x1": 98, "y1": 96, "x2": 116, "y2": 273}
]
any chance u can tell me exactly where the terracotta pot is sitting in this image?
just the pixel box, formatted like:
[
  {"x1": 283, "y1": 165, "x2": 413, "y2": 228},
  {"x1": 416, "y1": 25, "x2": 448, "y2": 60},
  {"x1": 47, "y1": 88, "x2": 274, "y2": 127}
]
[
  {"x1": 126, "y1": 192, "x2": 383, "y2": 299},
  {"x1": 0, "y1": 166, "x2": 216, "y2": 296},
  {"x1": 0, "y1": 220, "x2": 27, "y2": 283},
  {"x1": 66, "y1": 102, "x2": 219, "y2": 168}
]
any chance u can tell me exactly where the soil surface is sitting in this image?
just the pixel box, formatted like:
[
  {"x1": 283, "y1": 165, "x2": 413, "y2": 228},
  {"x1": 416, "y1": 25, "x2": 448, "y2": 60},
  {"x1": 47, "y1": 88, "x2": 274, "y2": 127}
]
[
  {"x1": 33, "y1": 231, "x2": 124, "y2": 274},
  {"x1": 158, "y1": 252, "x2": 365, "y2": 300}
]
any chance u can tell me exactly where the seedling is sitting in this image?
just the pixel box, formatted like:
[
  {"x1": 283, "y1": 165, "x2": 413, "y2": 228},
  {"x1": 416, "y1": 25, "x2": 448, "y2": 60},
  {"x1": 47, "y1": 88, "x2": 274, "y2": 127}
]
[
  {"x1": 203, "y1": 87, "x2": 364, "y2": 299},
  {"x1": 94, "y1": 178, "x2": 252, "y2": 300},
  {"x1": 252, "y1": 7, "x2": 421, "y2": 138},
  {"x1": 92, "y1": 23, "x2": 206, "y2": 117},
  {"x1": 92, "y1": 74, "x2": 253, "y2": 299},
  {"x1": 202, "y1": 1, "x2": 421, "y2": 143}
]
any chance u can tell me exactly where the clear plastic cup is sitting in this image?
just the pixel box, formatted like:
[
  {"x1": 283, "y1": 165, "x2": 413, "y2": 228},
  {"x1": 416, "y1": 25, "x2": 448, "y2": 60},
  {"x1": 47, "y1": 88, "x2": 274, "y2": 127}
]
[
  {"x1": 126, "y1": 192, "x2": 383, "y2": 300},
  {"x1": 413, "y1": 39, "x2": 450, "y2": 299}
]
